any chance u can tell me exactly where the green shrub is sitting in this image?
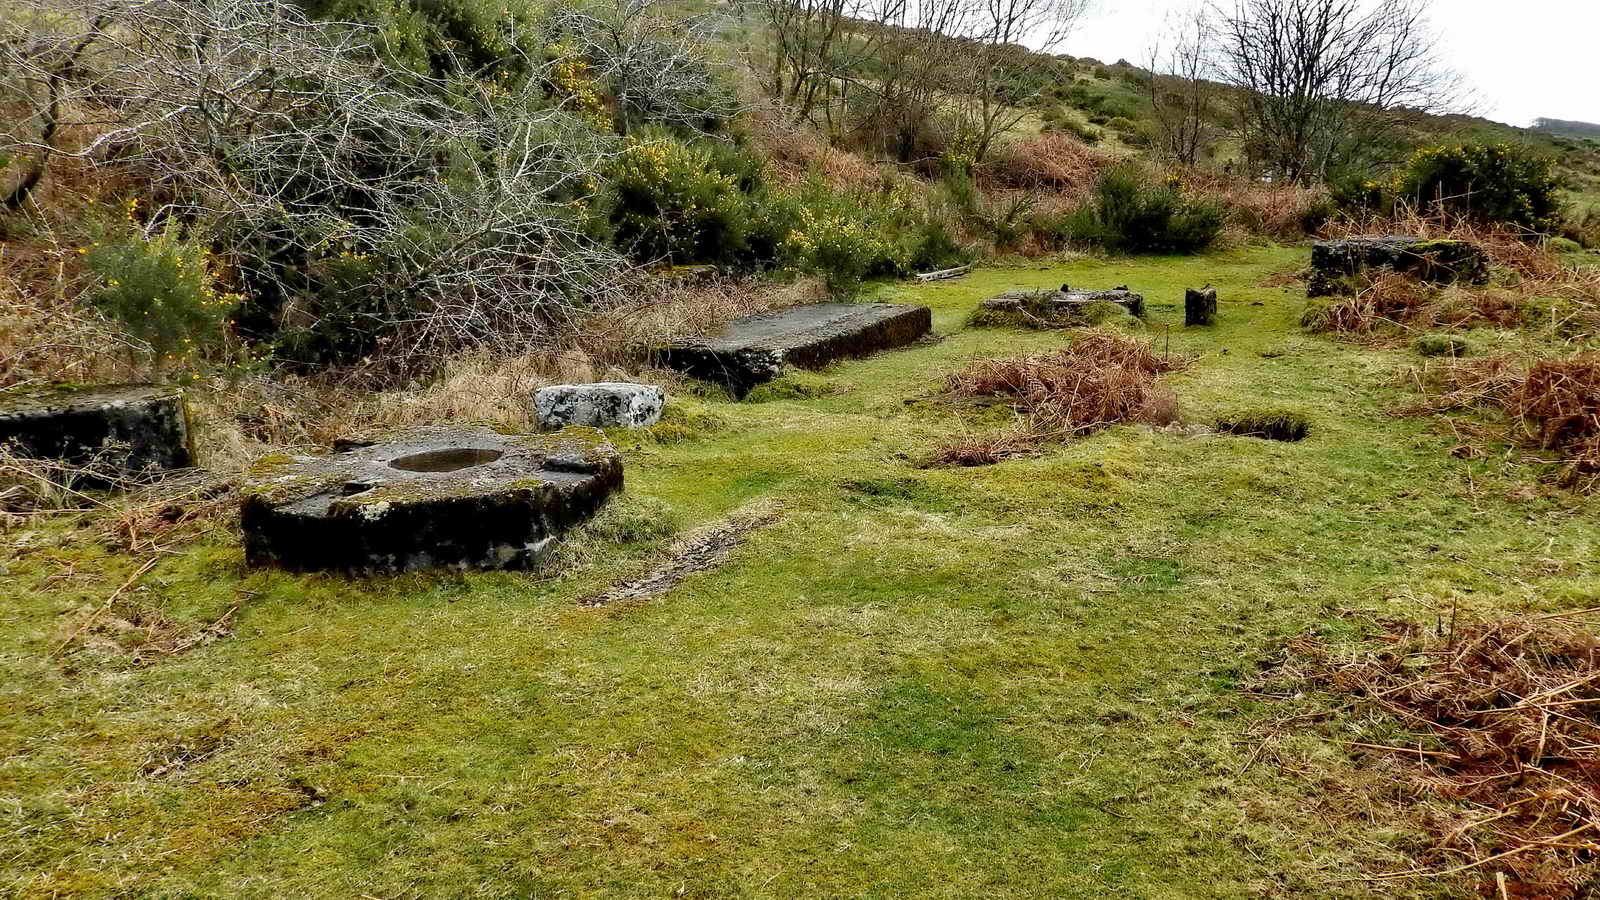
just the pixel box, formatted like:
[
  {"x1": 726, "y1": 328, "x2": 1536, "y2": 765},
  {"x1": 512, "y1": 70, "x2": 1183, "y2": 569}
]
[
  {"x1": 1040, "y1": 107, "x2": 1101, "y2": 144},
  {"x1": 907, "y1": 216, "x2": 965, "y2": 271},
  {"x1": 1062, "y1": 166, "x2": 1225, "y2": 254},
  {"x1": 296, "y1": 0, "x2": 533, "y2": 76},
  {"x1": 941, "y1": 168, "x2": 981, "y2": 217},
  {"x1": 608, "y1": 132, "x2": 751, "y2": 263},
  {"x1": 1550, "y1": 236, "x2": 1583, "y2": 254},
  {"x1": 1298, "y1": 195, "x2": 1337, "y2": 234},
  {"x1": 1397, "y1": 143, "x2": 1564, "y2": 231},
  {"x1": 1413, "y1": 334, "x2": 1470, "y2": 358},
  {"x1": 84, "y1": 223, "x2": 239, "y2": 362},
  {"x1": 776, "y1": 179, "x2": 965, "y2": 293}
]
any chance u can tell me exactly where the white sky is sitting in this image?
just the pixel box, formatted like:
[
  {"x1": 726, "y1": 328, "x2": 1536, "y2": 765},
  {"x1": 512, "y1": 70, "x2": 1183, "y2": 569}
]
[{"x1": 1060, "y1": 1, "x2": 1600, "y2": 128}]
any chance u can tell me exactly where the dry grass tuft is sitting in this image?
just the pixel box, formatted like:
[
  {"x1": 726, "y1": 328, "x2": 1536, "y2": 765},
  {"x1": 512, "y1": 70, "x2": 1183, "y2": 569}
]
[
  {"x1": 584, "y1": 273, "x2": 828, "y2": 355},
  {"x1": 932, "y1": 331, "x2": 1186, "y2": 465},
  {"x1": 746, "y1": 104, "x2": 883, "y2": 191},
  {"x1": 1259, "y1": 611, "x2": 1600, "y2": 894},
  {"x1": 1398, "y1": 353, "x2": 1600, "y2": 489},
  {"x1": 1316, "y1": 214, "x2": 1600, "y2": 342},
  {"x1": 978, "y1": 133, "x2": 1114, "y2": 197},
  {"x1": 1516, "y1": 355, "x2": 1600, "y2": 483},
  {"x1": 0, "y1": 246, "x2": 142, "y2": 390},
  {"x1": 1304, "y1": 272, "x2": 1524, "y2": 337},
  {"x1": 1184, "y1": 171, "x2": 1330, "y2": 240}
]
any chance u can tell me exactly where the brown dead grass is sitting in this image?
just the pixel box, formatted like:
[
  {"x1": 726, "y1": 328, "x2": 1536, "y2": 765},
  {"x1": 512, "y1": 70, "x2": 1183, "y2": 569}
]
[
  {"x1": 746, "y1": 104, "x2": 884, "y2": 191},
  {"x1": 1183, "y1": 170, "x2": 1330, "y2": 241},
  {"x1": 932, "y1": 331, "x2": 1186, "y2": 465},
  {"x1": 1258, "y1": 611, "x2": 1600, "y2": 896},
  {"x1": 0, "y1": 242, "x2": 142, "y2": 390},
  {"x1": 1305, "y1": 272, "x2": 1524, "y2": 337},
  {"x1": 978, "y1": 133, "x2": 1114, "y2": 199},
  {"x1": 1398, "y1": 353, "x2": 1600, "y2": 489}
]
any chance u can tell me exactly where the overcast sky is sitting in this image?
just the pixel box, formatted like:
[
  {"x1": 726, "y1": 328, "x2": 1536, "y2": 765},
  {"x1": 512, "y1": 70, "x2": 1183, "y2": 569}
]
[{"x1": 1060, "y1": 1, "x2": 1600, "y2": 128}]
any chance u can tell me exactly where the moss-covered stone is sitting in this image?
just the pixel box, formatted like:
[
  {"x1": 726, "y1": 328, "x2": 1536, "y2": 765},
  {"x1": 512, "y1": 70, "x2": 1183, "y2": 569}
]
[
  {"x1": 1308, "y1": 236, "x2": 1489, "y2": 297},
  {"x1": 655, "y1": 302, "x2": 931, "y2": 396},
  {"x1": 973, "y1": 285, "x2": 1146, "y2": 329},
  {"x1": 0, "y1": 382, "x2": 194, "y2": 480},
  {"x1": 239, "y1": 425, "x2": 621, "y2": 573}
]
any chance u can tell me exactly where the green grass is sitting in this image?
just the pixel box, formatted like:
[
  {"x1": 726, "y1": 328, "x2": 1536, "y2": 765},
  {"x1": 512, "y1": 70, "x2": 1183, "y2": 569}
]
[{"x1": 5, "y1": 246, "x2": 1599, "y2": 897}]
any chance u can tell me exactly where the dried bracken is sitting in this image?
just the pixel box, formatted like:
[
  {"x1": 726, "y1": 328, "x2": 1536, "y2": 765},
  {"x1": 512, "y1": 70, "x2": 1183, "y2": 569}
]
[
  {"x1": 1304, "y1": 271, "x2": 1523, "y2": 336},
  {"x1": 1259, "y1": 612, "x2": 1600, "y2": 896},
  {"x1": 1516, "y1": 355, "x2": 1600, "y2": 485},
  {"x1": 932, "y1": 331, "x2": 1186, "y2": 464},
  {"x1": 1397, "y1": 354, "x2": 1600, "y2": 489}
]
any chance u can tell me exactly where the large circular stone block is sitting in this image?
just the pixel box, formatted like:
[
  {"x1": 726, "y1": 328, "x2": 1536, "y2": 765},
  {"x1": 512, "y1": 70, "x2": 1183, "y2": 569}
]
[
  {"x1": 0, "y1": 383, "x2": 194, "y2": 479},
  {"x1": 240, "y1": 425, "x2": 621, "y2": 573}
]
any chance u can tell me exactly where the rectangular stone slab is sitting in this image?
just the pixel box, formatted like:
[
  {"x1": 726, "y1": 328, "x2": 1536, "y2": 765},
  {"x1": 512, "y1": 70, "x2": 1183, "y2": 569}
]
[
  {"x1": 1308, "y1": 235, "x2": 1489, "y2": 297},
  {"x1": 0, "y1": 383, "x2": 194, "y2": 481},
  {"x1": 975, "y1": 287, "x2": 1145, "y2": 328},
  {"x1": 656, "y1": 302, "x2": 931, "y2": 395}
]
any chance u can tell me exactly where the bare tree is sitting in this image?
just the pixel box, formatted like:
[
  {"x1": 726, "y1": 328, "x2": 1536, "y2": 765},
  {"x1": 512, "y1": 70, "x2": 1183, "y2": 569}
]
[
  {"x1": 1213, "y1": 0, "x2": 1465, "y2": 184},
  {"x1": 758, "y1": 0, "x2": 904, "y2": 127},
  {"x1": 864, "y1": 0, "x2": 972, "y2": 160},
  {"x1": 957, "y1": 0, "x2": 1089, "y2": 164},
  {"x1": 0, "y1": 0, "x2": 634, "y2": 369},
  {"x1": 551, "y1": 0, "x2": 737, "y2": 136},
  {"x1": 1146, "y1": 7, "x2": 1218, "y2": 168}
]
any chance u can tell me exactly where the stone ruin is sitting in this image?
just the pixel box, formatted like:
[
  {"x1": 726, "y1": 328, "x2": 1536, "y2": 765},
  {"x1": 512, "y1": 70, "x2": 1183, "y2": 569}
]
[
  {"x1": 656, "y1": 302, "x2": 931, "y2": 396},
  {"x1": 0, "y1": 383, "x2": 194, "y2": 481},
  {"x1": 976, "y1": 284, "x2": 1145, "y2": 328},
  {"x1": 1308, "y1": 235, "x2": 1489, "y2": 297},
  {"x1": 1185, "y1": 286, "x2": 1217, "y2": 326},
  {"x1": 534, "y1": 383, "x2": 665, "y2": 429},
  {"x1": 240, "y1": 425, "x2": 621, "y2": 573}
]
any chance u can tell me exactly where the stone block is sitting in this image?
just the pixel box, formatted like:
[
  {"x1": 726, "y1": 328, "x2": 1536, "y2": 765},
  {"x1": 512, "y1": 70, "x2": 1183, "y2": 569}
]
[
  {"x1": 534, "y1": 383, "x2": 664, "y2": 429},
  {"x1": 0, "y1": 383, "x2": 194, "y2": 480},
  {"x1": 1185, "y1": 286, "x2": 1217, "y2": 326},
  {"x1": 976, "y1": 284, "x2": 1145, "y2": 327},
  {"x1": 1308, "y1": 235, "x2": 1489, "y2": 297},
  {"x1": 656, "y1": 302, "x2": 931, "y2": 395},
  {"x1": 240, "y1": 425, "x2": 621, "y2": 573}
]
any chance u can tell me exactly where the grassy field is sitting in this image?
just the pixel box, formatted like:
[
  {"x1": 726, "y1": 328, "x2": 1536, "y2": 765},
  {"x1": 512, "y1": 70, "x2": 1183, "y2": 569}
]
[{"x1": 5, "y1": 246, "x2": 1598, "y2": 897}]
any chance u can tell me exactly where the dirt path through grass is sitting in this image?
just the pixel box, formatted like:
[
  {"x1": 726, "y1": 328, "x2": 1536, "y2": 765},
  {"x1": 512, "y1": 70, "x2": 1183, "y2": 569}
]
[{"x1": 5, "y1": 246, "x2": 1597, "y2": 898}]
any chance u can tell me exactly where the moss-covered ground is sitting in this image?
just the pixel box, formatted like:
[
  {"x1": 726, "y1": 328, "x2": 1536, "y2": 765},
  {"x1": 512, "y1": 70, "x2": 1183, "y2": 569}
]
[{"x1": 5, "y1": 245, "x2": 1598, "y2": 897}]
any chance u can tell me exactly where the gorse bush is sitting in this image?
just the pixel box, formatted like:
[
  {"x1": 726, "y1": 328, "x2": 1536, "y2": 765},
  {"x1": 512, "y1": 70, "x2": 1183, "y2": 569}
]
[
  {"x1": 297, "y1": 0, "x2": 533, "y2": 76},
  {"x1": 1062, "y1": 165, "x2": 1225, "y2": 254},
  {"x1": 794, "y1": 180, "x2": 967, "y2": 292},
  {"x1": 1397, "y1": 143, "x2": 1564, "y2": 231},
  {"x1": 608, "y1": 132, "x2": 753, "y2": 263},
  {"x1": 84, "y1": 220, "x2": 239, "y2": 363}
]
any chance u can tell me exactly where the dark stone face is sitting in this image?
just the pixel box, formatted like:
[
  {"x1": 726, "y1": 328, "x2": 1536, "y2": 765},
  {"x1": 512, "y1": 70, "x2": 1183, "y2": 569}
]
[
  {"x1": 1308, "y1": 236, "x2": 1490, "y2": 297},
  {"x1": 656, "y1": 303, "x2": 932, "y2": 395},
  {"x1": 0, "y1": 383, "x2": 194, "y2": 481},
  {"x1": 1185, "y1": 287, "x2": 1218, "y2": 327},
  {"x1": 239, "y1": 425, "x2": 622, "y2": 574}
]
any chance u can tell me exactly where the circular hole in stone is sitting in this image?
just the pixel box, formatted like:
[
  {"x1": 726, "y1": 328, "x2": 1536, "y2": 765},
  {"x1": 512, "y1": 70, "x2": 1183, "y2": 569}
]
[{"x1": 387, "y1": 448, "x2": 504, "y2": 473}]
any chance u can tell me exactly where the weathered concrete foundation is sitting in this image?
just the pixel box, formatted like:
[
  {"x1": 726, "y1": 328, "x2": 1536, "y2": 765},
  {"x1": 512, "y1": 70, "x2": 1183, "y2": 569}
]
[
  {"x1": 240, "y1": 425, "x2": 621, "y2": 573},
  {"x1": 1308, "y1": 236, "x2": 1489, "y2": 297},
  {"x1": 975, "y1": 285, "x2": 1146, "y2": 328},
  {"x1": 656, "y1": 302, "x2": 931, "y2": 395},
  {"x1": 0, "y1": 383, "x2": 194, "y2": 480}
]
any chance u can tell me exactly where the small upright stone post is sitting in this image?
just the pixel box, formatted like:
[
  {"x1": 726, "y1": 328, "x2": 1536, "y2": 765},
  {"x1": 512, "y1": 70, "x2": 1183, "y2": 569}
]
[{"x1": 1185, "y1": 286, "x2": 1218, "y2": 327}]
